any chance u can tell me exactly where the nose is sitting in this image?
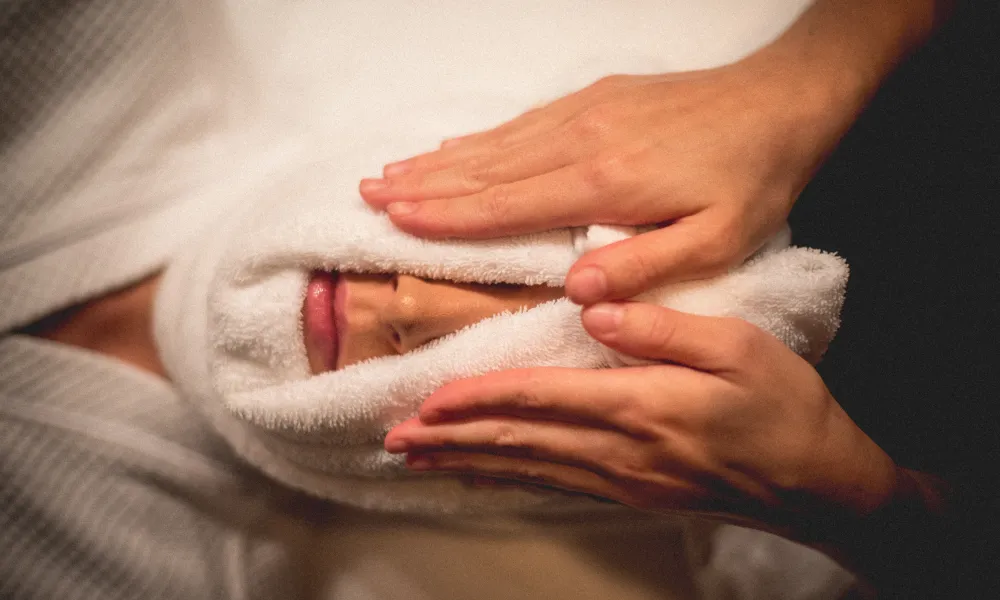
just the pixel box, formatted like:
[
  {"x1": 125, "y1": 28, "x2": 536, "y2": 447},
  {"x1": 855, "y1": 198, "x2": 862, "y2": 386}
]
[{"x1": 383, "y1": 275, "x2": 558, "y2": 352}]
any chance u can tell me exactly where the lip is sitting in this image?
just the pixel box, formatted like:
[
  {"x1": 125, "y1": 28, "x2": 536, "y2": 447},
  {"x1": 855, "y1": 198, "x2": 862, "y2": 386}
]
[{"x1": 302, "y1": 271, "x2": 340, "y2": 374}]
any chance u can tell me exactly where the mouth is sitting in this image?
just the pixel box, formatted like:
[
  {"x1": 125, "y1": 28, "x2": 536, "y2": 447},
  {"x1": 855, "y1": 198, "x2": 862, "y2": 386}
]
[{"x1": 302, "y1": 271, "x2": 342, "y2": 374}]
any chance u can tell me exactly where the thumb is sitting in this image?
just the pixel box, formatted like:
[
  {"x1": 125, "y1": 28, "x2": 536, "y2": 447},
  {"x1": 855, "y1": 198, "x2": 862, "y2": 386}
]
[
  {"x1": 581, "y1": 302, "x2": 752, "y2": 371},
  {"x1": 565, "y1": 222, "x2": 737, "y2": 304}
]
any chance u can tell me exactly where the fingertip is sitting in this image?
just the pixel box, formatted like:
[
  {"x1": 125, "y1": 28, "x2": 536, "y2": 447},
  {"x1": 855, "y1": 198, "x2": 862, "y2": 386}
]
[
  {"x1": 580, "y1": 303, "x2": 624, "y2": 340},
  {"x1": 359, "y1": 178, "x2": 393, "y2": 207},
  {"x1": 565, "y1": 266, "x2": 608, "y2": 304},
  {"x1": 419, "y1": 408, "x2": 443, "y2": 424},
  {"x1": 573, "y1": 228, "x2": 712, "y2": 302},
  {"x1": 384, "y1": 418, "x2": 420, "y2": 452},
  {"x1": 417, "y1": 395, "x2": 449, "y2": 423},
  {"x1": 384, "y1": 435, "x2": 407, "y2": 453}
]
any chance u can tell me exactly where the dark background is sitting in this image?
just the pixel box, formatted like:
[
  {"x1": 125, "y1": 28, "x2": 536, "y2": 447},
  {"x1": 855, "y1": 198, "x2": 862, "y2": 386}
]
[
  {"x1": 787, "y1": 3, "x2": 997, "y2": 593},
  {"x1": 790, "y1": 0, "x2": 998, "y2": 479}
]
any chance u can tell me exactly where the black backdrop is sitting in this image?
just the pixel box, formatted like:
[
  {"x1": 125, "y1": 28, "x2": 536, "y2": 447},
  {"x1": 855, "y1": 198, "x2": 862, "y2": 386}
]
[
  {"x1": 786, "y1": 4, "x2": 998, "y2": 594},
  {"x1": 789, "y1": 1, "x2": 998, "y2": 479}
]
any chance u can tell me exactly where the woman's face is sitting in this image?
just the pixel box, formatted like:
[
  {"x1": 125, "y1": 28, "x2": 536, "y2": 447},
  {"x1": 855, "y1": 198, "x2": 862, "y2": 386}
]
[{"x1": 303, "y1": 271, "x2": 564, "y2": 373}]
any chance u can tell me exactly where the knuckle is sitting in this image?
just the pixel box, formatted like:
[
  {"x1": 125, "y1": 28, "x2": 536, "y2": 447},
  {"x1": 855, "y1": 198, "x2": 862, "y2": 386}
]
[
  {"x1": 456, "y1": 153, "x2": 491, "y2": 185},
  {"x1": 619, "y1": 250, "x2": 662, "y2": 291},
  {"x1": 723, "y1": 319, "x2": 762, "y2": 361},
  {"x1": 582, "y1": 153, "x2": 631, "y2": 193},
  {"x1": 572, "y1": 104, "x2": 617, "y2": 142},
  {"x1": 491, "y1": 423, "x2": 521, "y2": 448},
  {"x1": 479, "y1": 186, "x2": 516, "y2": 225},
  {"x1": 601, "y1": 450, "x2": 648, "y2": 482},
  {"x1": 591, "y1": 74, "x2": 627, "y2": 91},
  {"x1": 605, "y1": 388, "x2": 640, "y2": 421},
  {"x1": 698, "y1": 224, "x2": 743, "y2": 273},
  {"x1": 645, "y1": 307, "x2": 680, "y2": 346},
  {"x1": 517, "y1": 465, "x2": 551, "y2": 485},
  {"x1": 509, "y1": 389, "x2": 549, "y2": 411},
  {"x1": 616, "y1": 393, "x2": 659, "y2": 436}
]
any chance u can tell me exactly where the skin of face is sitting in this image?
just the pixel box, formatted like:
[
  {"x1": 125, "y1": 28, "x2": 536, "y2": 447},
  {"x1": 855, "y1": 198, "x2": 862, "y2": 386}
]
[
  {"x1": 21, "y1": 272, "x2": 563, "y2": 380},
  {"x1": 305, "y1": 273, "x2": 565, "y2": 374}
]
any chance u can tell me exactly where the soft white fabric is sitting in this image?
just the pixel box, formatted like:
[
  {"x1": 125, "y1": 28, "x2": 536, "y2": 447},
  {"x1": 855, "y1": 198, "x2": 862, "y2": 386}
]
[
  {"x1": 155, "y1": 157, "x2": 848, "y2": 514},
  {"x1": 0, "y1": 0, "x2": 274, "y2": 333},
  {"x1": 0, "y1": 335, "x2": 313, "y2": 600},
  {"x1": 152, "y1": 0, "x2": 842, "y2": 513},
  {"x1": 4, "y1": 0, "x2": 857, "y2": 596}
]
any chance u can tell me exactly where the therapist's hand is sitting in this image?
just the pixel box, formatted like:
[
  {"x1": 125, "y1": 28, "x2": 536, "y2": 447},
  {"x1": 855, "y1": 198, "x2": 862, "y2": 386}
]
[
  {"x1": 361, "y1": 63, "x2": 846, "y2": 303},
  {"x1": 360, "y1": 0, "x2": 948, "y2": 303},
  {"x1": 384, "y1": 302, "x2": 899, "y2": 527}
]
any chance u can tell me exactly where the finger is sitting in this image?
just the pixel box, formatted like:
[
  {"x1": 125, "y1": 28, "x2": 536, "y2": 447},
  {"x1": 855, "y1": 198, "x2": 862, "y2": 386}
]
[
  {"x1": 380, "y1": 108, "x2": 567, "y2": 180},
  {"x1": 565, "y1": 216, "x2": 742, "y2": 303},
  {"x1": 405, "y1": 451, "x2": 625, "y2": 502},
  {"x1": 467, "y1": 475, "x2": 586, "y2": 496},
  {"x1": 581, "y1": 302, "x2": 760, "y2": 371},
  {"x1": 379, "y1": 161, "x2": 640, "y2": 239},
  {"x1": 467, "y1": 475, "x2": 582, "y2": 495},
  {"x1": 435, "y1": 94, "x2": 583, "y2": 151},
  {"x1": 435, "y1": 107, "x2": 561, "y2": 153},
  {"x1": 386, "y1": 416, "x2": 630, "y2": 476},
  {"x1": 383, "y1": 89, "x2": 600, "y2": 178},
  {"x1": 360, "y1": 136, "x2": 578, "y2": 207},
  {"x1": 415, "y1": 366, "x2": 690, "y2": 435}
]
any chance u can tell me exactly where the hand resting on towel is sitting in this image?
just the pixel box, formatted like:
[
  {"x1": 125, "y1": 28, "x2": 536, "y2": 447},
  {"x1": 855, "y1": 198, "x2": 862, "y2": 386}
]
[{"x1": 360, "y1": 0, "x2": 951, "y2": 304}]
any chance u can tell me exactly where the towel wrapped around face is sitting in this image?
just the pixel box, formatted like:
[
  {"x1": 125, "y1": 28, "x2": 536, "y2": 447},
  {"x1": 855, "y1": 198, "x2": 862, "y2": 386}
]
[{"x1": 154, "y1": 154, "x2": 847, "y2": 514}]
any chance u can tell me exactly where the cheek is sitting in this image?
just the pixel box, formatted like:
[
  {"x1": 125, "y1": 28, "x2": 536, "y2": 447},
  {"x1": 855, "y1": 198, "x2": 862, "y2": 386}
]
[{"x1": 336, "y1": 323, "x2": 397, "y2": 369}]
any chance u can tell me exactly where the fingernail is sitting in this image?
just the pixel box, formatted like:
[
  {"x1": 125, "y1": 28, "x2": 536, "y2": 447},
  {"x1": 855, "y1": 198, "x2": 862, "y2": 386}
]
[
  {"x1": 386, "y1": 202, "x2": 418, "y2": 216},
  {"x1": 566, "y1": 266, "x2": 608, "y2": 303},
  {"x1": 359, "y1": 178, "x2": 389, "y2": 194},
  {"x1": 383, "y1": 162, "x2": 412, "y2": 178},
  {"x1": 384, "y1": 437, "x2": 408, "y2": 453},
  {"x1": 420, "y1": 409, "x2": 442, "y2": 424},
  {"x1": 582, "y1": 303, "x2": 624, "y2": 337},
  {"x1": 408, "y1": 455, "x2": 433, "y2": 470}
]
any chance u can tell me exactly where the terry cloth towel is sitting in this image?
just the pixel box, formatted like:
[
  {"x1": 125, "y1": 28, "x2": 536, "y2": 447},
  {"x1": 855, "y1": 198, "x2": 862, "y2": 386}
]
[{"x1": 155, "y1": 159, "x2": 848, "y2": 515}]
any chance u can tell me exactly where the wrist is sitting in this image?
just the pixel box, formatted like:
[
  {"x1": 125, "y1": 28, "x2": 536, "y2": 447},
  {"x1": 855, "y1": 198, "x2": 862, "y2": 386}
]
[
  {"x1": 731, "y1": 0, "x2": 951, "y2": 172},
  {"x1": 758, "y1": 0, "x2": 946, "y2": 100},
  {"x1": 784, "y1": 462, "x2": 952, "y2": 590},
  {"x1": 735, "y1": 37, "x2": 875, "y2": 158},
  {"x1": 716, "y1": 44, "x2": 871, "y2": 195}
]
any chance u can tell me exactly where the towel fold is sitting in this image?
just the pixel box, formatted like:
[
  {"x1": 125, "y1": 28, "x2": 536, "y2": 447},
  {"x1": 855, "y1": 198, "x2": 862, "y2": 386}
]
[{"x1": 155, "y1": 158, "x2": 848, "y2": 514}]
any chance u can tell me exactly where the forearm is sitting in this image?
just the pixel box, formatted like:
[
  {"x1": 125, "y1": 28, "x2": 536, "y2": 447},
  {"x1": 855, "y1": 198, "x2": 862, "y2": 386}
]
[
  {"x1": 711, "y1": 416, "x2": 954, "y2": 594},
  {"x1": 726, "y1": 0, "x2": 956, "y2": 181},
  {"x1": 758, "y1": 0, "x2": 956, "y2": 105},
  {"x1": 790, "y1": 466, "x2": 954, "y2": 596}
]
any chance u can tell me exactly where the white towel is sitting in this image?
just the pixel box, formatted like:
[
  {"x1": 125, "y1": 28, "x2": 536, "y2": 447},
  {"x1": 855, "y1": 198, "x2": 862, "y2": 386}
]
[{"x1": 154, "y1": 156, "x2": 848, "y2": 514}]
